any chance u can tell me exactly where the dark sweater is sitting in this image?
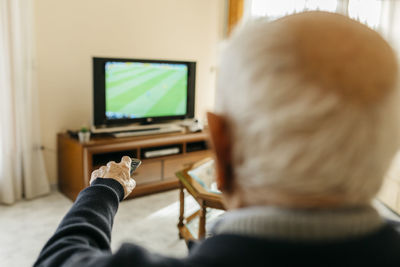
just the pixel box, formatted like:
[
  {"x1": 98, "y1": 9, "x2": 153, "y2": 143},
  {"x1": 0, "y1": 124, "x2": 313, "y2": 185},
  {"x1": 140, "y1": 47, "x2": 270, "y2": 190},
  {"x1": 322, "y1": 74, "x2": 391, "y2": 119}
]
[{"x1": 34, "y1": 179, "x2": 400, "y2": 267}]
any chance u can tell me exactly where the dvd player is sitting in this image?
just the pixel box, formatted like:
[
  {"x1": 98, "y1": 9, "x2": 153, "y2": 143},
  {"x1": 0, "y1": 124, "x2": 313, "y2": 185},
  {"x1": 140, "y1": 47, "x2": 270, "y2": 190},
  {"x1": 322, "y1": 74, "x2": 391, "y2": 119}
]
[{"x1": 144, "y1": 147, "x2": 180, "y2": 158}]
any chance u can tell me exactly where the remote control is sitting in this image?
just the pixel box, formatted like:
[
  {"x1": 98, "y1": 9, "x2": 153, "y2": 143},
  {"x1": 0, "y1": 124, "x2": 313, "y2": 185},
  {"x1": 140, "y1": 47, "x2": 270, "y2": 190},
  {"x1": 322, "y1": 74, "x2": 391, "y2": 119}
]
[{"x1": 130, "y1": 158, "x2": 142, "y2": 175}]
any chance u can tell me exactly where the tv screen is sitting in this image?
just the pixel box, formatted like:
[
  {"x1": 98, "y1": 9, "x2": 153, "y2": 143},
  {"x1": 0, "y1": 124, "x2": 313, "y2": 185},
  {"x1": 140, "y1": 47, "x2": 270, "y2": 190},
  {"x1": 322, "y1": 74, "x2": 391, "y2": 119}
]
[{"x1": 93, "y1": 57, "x2": 195, "y2": 127}]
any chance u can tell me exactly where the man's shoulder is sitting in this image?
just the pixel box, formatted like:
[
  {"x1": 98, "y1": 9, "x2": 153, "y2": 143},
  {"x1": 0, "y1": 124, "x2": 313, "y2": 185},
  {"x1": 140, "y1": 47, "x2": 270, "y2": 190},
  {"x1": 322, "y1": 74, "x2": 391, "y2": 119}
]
[
  {"x1": 97, "y1": 224, "x2": 400, "y2": 267},
  {"x1": 187, "y1": 224, "x2": 400, "y2": 266}
]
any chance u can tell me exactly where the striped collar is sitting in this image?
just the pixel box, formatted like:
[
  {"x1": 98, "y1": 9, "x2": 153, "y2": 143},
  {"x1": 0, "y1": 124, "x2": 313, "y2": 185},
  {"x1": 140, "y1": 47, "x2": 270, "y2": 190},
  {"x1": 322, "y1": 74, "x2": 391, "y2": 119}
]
[{"x1": 211, "y1": 205, "x2": 384, "y2": 241}]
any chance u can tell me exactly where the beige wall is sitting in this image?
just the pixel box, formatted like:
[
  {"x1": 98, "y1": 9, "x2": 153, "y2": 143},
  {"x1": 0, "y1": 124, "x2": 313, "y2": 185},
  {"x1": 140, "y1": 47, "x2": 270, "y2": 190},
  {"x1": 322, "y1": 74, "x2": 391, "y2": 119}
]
[{"x1": 34, "y1": 0, "x2": 226, "y2": 184}]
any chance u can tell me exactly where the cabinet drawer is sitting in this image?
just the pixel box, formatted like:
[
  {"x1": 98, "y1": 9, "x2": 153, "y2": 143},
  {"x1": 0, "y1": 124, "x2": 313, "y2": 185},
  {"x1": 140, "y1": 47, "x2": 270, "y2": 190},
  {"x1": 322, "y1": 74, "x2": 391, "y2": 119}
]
[
  {"x1": 163, "y1": 152, "x2": 211, "y2": 180},
  {"x1": 133, "y1": 161, "x2": 162, "y2": 185}
]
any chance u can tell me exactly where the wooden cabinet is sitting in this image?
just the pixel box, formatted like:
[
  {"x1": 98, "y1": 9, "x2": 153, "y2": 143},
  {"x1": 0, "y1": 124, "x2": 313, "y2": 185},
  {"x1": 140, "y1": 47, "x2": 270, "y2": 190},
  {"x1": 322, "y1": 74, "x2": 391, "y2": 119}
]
[
  {"x1": 163, "y1": 154, "x2": 206, "y2": 179},
  {"x1": 134, "y1": 161, "x2": 163, "y2": 185},
  {"x1": 57, "y1": 131, "x2": 212, "y2": 201}
]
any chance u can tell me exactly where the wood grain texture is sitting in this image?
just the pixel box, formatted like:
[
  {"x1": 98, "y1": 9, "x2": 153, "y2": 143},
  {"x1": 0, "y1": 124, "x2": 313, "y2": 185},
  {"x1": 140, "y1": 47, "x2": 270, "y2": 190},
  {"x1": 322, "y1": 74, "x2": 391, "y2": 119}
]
[
  {"x1": 134, "y1": 161, "x2": 162, "y2": 185},
  {"x1": 163, "y1": 151, "x2": 212, "y2": 180},
  {"x1": 57, "y1": 134, "x2": 84, "y2": 200},
  {"x1": 58, "y1": 132, "x2": 211, "y2": 201}
]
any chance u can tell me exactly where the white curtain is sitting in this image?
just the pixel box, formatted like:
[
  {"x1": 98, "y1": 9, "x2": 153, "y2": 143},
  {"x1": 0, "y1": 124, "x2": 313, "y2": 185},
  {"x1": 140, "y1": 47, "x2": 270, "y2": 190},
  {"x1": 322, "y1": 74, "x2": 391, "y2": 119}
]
[
  {"x1": 0, "y1": 0, "x2": 50, "y2": 204},
  {"x1": 244, "y1": 0, "x2": 400, "y2": 55}
]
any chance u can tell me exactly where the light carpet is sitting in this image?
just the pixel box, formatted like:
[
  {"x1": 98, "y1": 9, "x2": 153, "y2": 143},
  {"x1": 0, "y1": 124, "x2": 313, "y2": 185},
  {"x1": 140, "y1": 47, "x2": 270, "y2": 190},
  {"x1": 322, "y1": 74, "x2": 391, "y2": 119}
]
[
  {"x1": 1, "y1": 189, "x2": 399, "y2": 267},
  {"x1": 0, "y1": 189, "x2": 196, "y2": 267}
]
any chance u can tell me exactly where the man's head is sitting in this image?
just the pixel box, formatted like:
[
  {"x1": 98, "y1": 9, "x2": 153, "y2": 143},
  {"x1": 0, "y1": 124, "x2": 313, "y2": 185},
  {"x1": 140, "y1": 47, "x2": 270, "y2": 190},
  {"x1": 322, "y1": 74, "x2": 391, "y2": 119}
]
[{"x1": 208, "y1": 11, "x2": 399, "y2": 209}]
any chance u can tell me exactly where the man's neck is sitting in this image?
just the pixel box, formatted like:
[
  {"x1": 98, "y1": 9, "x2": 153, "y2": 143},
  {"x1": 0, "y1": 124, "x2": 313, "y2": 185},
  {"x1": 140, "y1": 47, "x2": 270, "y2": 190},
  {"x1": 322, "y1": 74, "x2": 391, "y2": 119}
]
[{"x1": 212, "y1": 205, "x2": 384, "y2": 241}]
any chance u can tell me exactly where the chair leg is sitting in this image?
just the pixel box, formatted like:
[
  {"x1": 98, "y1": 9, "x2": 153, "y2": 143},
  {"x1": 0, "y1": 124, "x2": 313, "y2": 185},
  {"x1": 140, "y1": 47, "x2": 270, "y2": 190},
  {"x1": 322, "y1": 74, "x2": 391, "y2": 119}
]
[
  {"x1": 198, "y1": 200, "x2": 206, "y2": 239},
  {"x1": 178, "y1": 182, "x2": 185, "y2": 239}
]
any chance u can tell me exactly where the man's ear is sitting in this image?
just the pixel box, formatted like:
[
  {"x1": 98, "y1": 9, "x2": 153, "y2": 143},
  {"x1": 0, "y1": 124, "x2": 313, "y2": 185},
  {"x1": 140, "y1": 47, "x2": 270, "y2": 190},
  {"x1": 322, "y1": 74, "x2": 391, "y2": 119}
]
[{"x1": 207, "y1": 112, "x2": 233, "y2": 193}]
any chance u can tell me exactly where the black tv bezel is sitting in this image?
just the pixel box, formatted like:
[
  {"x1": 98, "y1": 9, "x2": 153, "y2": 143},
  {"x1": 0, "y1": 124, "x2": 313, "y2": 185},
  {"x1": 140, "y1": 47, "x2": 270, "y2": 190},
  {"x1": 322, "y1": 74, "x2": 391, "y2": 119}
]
[{"x1": 93, "y1": 57, "x2": 196, "y2": 127}]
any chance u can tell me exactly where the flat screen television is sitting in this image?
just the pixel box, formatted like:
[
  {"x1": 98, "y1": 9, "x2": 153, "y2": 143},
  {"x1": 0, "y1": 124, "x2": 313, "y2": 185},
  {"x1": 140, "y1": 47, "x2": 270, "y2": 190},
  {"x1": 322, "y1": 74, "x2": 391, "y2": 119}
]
[{"x1": 93, "y1": 57, "x2": 196, "y2": 127}]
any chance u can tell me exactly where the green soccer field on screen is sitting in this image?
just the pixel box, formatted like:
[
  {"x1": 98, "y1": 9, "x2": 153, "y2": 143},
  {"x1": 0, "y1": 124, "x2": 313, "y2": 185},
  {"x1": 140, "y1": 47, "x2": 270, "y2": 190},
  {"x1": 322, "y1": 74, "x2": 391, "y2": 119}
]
[{"x1": 105, "y1": 61, "x2": 188, "y2": 119}]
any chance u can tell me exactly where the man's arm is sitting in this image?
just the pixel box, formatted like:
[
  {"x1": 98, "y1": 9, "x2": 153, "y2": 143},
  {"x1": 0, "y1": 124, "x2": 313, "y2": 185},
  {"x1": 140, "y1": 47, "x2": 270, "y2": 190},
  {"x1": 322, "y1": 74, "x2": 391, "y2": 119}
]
[
  {"x1": 34, "y1": 156, "x2": 185, "y2": 267},
  {"x1": 33, "y1": 178, "x2": 124, "y2": 267},
  {"x1": 34, "y1": 156, "x2": 146, "y2": 267}
]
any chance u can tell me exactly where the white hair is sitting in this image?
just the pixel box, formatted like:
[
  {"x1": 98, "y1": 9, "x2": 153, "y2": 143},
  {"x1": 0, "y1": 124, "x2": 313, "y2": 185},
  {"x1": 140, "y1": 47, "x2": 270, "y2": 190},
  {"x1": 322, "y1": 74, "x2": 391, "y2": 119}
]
[{"x1": 216, "y1": 12, "x2": 399, "y2": 206}]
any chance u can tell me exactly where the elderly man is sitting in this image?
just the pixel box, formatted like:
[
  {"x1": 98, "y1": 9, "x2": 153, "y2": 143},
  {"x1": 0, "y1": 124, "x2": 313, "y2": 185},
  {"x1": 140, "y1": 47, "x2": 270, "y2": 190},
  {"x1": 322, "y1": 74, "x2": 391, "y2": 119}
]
[{"x1": 35, "y1": 11, "x2": 400, "y2": 267}]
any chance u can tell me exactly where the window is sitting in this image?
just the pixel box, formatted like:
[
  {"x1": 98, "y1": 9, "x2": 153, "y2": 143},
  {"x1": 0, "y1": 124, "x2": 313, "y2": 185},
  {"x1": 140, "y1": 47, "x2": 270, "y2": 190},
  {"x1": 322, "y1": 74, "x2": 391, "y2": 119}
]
[
  {"x1": 248, "y1": 0, "x2": 338, "y2": 20},
  {"x1": 348, "y1": 0, "x2": 382, "y2": 29},
  {"x1": 247, "y1": 0, "x2": 384, "y2": 30}
]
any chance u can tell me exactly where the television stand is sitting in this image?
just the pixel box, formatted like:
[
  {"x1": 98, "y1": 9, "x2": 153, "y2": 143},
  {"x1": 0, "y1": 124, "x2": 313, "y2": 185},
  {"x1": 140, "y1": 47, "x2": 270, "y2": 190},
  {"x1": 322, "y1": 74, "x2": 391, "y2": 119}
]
[
  {"x1": 57, "y1": 131, "x2": 212, "y2": 201},
  {"x1": 111, "y1": 124, "x2": 183, "y2": 138}
]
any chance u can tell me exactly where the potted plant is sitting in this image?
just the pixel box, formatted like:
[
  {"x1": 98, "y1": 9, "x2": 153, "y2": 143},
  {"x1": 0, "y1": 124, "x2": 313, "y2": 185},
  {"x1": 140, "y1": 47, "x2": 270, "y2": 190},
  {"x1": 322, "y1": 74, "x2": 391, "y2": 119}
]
[{"x1": 78, "y1": 126, "x2": 91, "y2": 143}]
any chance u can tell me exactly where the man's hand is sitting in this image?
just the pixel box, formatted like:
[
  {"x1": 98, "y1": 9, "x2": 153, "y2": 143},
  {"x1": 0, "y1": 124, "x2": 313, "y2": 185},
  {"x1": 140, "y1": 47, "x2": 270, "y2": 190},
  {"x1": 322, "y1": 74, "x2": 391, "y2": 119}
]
[{"x1": 90, "y1": 156, "x2": 136, "y2": 199}]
